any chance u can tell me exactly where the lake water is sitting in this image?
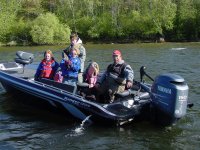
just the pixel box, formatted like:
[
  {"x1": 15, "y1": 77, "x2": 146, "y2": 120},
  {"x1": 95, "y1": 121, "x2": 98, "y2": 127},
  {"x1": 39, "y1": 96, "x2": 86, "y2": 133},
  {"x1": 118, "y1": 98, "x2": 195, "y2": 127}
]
[{"x1": 0, "y1": 43, "x2": 199, "y2": 149}]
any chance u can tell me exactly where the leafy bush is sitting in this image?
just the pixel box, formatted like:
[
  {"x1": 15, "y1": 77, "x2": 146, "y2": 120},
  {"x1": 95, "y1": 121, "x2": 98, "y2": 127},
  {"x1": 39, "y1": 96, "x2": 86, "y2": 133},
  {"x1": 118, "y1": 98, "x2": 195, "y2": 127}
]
[
  {"x1": 88, "y1": 13, "x2": 117, "y2": 39},
  {"x1": 0, "y1": 0, "x2": 20, "y2": 43},
  {"x1": 30, "y1": 13, "x2": 71, "y2": 45},
  {"x1": 9, "y1": 19, "x2": 32, "y2": 45}
]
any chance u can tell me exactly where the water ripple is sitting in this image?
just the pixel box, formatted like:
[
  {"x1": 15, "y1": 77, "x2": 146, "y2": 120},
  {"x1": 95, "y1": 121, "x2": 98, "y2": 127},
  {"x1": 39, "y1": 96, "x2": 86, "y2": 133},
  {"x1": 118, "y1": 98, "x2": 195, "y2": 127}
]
[{"x1": 0, "y1": 43, "x2": 199, "y2": 149}]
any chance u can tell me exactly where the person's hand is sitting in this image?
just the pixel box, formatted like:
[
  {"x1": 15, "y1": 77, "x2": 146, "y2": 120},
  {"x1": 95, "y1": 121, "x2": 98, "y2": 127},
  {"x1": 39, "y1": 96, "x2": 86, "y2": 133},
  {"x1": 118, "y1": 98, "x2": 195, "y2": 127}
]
[
  {"x1": 68, "y1": 60, "x2": 72, "y2": 66},
  {"x1": 65, "y1": 60, "x2": 72, "y2": 66},
  {"x1": 126, "y1": 81, "x2": 133, "y2": 89},
  {"x1": 94, "y1": 83, "x2": 100, "y2": 89},
  {"x1": 64, "y1": 55, "x2": 69, "y2": 61}
]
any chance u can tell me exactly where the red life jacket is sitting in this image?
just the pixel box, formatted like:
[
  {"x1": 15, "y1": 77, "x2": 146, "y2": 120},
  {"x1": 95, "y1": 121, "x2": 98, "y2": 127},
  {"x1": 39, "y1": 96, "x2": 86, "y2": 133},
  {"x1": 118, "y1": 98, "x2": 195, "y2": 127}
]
[{"x1": 40, "y1": 59, "x2": 55, "y2": 79}]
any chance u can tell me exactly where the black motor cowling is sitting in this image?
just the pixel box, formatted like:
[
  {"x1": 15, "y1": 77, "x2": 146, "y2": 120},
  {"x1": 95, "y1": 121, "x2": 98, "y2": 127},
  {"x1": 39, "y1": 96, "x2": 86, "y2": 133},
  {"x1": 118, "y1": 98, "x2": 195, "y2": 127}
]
[{"x1": 151, "y1": 73, "x2": 189, "y2": 124}]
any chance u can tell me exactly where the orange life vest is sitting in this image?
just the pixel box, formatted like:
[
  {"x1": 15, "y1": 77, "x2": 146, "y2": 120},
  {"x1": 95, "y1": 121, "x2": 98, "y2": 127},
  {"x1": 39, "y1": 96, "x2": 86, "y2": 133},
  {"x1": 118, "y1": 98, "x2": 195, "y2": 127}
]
[{"x1": 40, "y1": 59, "x2": 55, "y2": 79}]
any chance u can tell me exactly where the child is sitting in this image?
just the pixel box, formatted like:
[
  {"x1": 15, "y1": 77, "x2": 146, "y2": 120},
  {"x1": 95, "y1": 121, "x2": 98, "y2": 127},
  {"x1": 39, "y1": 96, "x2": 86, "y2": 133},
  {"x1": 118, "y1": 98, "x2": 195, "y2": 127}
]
[
  {"x1": 84, "y1": 61, "x2": 99, "y2": 88},
  {"x1": 78, "y1": 61, "x2": 99, "y2": 101},
  {"x1": 34, "y1": 50, "x2": 59, "y2": 81},
  {"x1": 60, "y1": 44, "x2": 81, "y2": 86}
]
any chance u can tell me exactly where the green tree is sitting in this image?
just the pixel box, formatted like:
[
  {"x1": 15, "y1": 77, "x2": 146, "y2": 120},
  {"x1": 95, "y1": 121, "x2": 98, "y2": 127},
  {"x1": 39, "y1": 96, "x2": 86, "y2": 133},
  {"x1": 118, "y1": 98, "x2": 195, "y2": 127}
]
[
  {"x1": 135, "y1": 0, "x2": 176, "y2": 38},
  {"x1": 171, "y1": 0, "x2": 199, "y2": 41},
  {"x1": 17, "y1": 0, "x2": 44, "y2": 20},
  {"x1": 10, "y1": 19, "x2": 32, "y2": 45},
  {"x1": 1, "y1": 0, "x2": 200, "y2": 44},
  {"x1": 30, "y1": 12, "x2": 71, "y2": 45},
  {"x1": 0, "y1": 0, "x2": 21, "y2": 42}
]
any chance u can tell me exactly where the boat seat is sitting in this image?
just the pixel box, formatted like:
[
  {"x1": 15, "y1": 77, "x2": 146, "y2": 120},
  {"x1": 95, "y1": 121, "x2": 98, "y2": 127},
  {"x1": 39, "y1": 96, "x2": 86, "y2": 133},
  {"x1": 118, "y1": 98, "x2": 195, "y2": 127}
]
[
  {"x1": 115, "y1": 90, "x2": 137, "y2": 98},
  {"x1": 14, "y1": 51, "x2": 34, "y2": 73},
  {"x1": 15, "y1": 51, "x2": 34, "y2": 65},
  {"x1": 39, "y1": 78, "x2": 77, "y2": 94}
]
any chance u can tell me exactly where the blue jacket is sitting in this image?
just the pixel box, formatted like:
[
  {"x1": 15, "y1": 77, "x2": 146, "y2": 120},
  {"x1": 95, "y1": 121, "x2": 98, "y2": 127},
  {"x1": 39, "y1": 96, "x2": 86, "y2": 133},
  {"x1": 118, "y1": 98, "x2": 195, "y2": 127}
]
[{"x1": 60, "y1": 55, "x2": 81, "y2": 79}]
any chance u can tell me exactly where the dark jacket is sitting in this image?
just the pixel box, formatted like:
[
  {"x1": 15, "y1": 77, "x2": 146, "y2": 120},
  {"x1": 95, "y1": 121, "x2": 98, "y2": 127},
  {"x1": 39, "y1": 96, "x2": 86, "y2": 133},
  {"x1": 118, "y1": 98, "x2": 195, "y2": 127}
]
[{"x1": 98, "y1": 60, "x2": 134, "y2": 84}]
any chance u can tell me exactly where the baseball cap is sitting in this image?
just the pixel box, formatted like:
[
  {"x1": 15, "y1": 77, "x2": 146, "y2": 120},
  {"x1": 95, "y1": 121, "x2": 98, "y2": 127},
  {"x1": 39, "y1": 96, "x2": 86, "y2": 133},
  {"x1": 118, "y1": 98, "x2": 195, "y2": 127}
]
[{"x1": 112, "y1": 50, "x2": 121, "y2": 56}]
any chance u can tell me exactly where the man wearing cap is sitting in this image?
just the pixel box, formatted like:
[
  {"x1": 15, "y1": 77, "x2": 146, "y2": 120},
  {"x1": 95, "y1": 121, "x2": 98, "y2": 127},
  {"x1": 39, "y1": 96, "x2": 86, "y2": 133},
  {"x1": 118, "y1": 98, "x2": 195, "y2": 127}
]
[{"x1": 95, "y1": 50, "x2": 134, "y2": 103}]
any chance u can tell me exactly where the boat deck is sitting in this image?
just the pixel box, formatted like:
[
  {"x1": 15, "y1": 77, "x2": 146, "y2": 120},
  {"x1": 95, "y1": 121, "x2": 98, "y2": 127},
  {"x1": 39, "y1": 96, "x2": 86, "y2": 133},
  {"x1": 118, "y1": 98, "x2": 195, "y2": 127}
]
[{"x1": 4, "y1": 66, "x2": 36, "y2": 79}]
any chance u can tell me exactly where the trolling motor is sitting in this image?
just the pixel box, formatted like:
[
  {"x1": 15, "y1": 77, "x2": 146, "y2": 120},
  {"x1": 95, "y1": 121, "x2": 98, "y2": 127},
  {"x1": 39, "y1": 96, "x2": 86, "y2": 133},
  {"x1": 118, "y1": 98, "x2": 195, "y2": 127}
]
[{"x1": 140, "y1": 66, "x2": 154, "y2": 82}]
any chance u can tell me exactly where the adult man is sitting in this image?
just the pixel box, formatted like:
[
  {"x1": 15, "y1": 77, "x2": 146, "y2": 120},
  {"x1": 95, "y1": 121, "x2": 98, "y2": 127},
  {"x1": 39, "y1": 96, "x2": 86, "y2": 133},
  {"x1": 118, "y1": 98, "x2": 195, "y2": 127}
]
[
  {"x1": 62, "y1": 33, "x2": 86, "y2": 82},
  {"x1": 95, "y1": 50, "x2": 134, "y2": 103}
]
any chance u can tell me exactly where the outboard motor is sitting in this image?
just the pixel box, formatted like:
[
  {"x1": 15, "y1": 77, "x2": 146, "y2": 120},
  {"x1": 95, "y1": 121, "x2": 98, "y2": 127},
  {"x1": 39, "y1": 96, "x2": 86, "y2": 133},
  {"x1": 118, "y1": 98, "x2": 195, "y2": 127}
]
[
  {"x1": 15, "y1": 51, "x2": 34, "y2": 73},
  {"x1": 151, "y1": 73, "x2": 189, "y2": 125}
]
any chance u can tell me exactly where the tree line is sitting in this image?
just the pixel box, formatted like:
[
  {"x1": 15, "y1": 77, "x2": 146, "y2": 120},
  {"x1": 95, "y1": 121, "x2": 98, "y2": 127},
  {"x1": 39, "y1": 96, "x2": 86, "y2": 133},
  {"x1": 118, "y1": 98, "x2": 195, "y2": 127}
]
[{"x1": 0, "y1": 0, "x2": 200, "y2": 46}]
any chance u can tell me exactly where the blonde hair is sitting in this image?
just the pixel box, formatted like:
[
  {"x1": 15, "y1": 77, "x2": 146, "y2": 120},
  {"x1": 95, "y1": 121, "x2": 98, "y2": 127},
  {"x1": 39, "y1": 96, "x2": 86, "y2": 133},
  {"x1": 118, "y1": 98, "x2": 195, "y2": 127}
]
[
  {"x1": 92, "y1": 62, "x2": 99, "y2": 75},
  {"x1": 44, "y1": 50, "x2": 53, "y2": 58},
  {"x1": 71, "y1": 44, "x2": 80, "y2": 55}
]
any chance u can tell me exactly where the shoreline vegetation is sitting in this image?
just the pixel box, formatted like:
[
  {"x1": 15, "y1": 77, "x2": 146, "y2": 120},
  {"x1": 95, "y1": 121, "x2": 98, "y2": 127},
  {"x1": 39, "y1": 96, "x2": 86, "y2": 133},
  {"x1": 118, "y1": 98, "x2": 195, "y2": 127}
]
[
  {"x1": 2, "y1": 37, "x2": 200, "y2": 47},
  {"x1": 0, "y1": 1, "x2": 200, "y2": 47},
  {"x1": 1, "y1": 39, "x2": 200, "y2": 47}
]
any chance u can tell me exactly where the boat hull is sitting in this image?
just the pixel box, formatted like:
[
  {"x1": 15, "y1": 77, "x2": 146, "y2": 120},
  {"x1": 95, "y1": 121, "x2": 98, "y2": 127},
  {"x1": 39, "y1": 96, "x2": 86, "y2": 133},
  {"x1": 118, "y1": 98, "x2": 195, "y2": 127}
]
[
  {"x1": 0, "y1": 52, "x2": 191, "y2": 126},
  {"x1": 0, "y1": 70, "x2": 147, "y2": 125},
  {"x1": 0, "y1": 61, "x2": 190, "y2": 126}
]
